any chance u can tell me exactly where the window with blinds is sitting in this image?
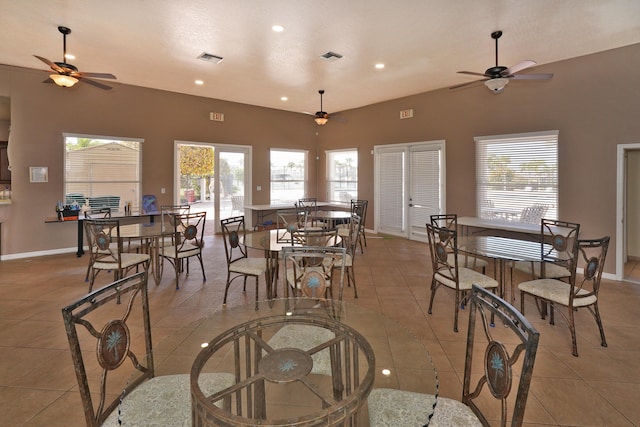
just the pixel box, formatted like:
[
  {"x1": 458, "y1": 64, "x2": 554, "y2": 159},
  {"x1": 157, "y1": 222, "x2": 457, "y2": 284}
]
[
  {"x1": 64, "y1": 134, "x2": 142, "y2": 211},
  {"x1": 270, "y1": 149, "x2": 307, "y2": 203},
  {"x1": 326, "y1": 149, "x2": 357, "y2": 203},
  {"x1": 475, "y1": 130, "x2": 558, "y2": 222}
]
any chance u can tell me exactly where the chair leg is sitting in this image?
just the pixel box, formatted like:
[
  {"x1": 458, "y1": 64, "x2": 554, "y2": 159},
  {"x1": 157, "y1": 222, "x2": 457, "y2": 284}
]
[
  {"x1": 453, "y1": 291, "x2": 460, "y2": 333},
  {"x1": 349, "y1": 266, "x2": 358, "y2": 298},
  {"x1": 427, "y1": 279, "x2": 437, "y2": 315},
  {"x1": 591, "y1": 304, "x2": 608, "y2": 348},
  {"x1": 197, "y1": 254, "x2": 206, "y2": 281},
  {"x1": 223, "y1": 273, "x2": 232, "y2": 305},
  {"x1": 568, "y1": 305, "x2": 578, "y2": 357},
  {"x1": 254, "y1": 276, "x2": 259, "y2": 310}
]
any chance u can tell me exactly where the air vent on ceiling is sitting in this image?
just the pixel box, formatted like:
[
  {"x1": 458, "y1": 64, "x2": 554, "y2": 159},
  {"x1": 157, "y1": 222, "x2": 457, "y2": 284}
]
[
  {"x1": 197, "y1": 52, "x2": 224, "y2": 64},
  {"x1": 320, "y1": 51, "x2": 343, "y2": 61}
]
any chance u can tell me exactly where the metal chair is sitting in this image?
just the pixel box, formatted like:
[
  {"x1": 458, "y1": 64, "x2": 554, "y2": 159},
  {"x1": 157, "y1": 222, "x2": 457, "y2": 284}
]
[
  {"x1": 82, "y1": 207, "x2": 113, "y2": 282},
  {"x1": 159, "y1": 211, "x2": 206, "y2": 289},
  {"x1": 84, "y1": 218, "x2": 150, "y2": 292},
  {"x1": 333, "y1": 213, "x2": 362, "y2": 298},
  {"x1": 269, "y1": 245, "x2": 347, "y2": 376},
  {"x1": 369, "y1": 285, "x2": 540, "y2": 427},
  {"x1": 511, "y1": 218, "x2": 580, "y2": 283},
  {"x1": 297, "y1": 197, "x2": 325, "y2": 228},
  {"x1": 221, "y1": 215, "x2": 277, "y2": 306},
  {"x1": 62, "y1": 273, "x2": 234, "y2": 427},
  {"x1": 426, "y1": 223, "x2": 498, "y2": 332},
  {"x1": 431, "y1": 213, "x2": 489, "y2": 273},
  {"x1": 519, "y1": 236, "x2": 609, "y2": 356},
  {"x1": 338, "y1": 199, "x2": 368, "y2": 254}
]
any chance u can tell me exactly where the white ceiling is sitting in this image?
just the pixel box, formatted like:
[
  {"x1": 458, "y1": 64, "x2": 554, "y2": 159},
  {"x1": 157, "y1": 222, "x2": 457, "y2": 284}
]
[{"x1": 1, "y1": 1, "x2": 639, "y2": 115}]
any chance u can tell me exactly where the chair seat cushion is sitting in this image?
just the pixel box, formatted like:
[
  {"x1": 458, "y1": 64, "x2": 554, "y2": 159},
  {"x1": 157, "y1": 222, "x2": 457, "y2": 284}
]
[
  {"x1": 518, "y1": 278, "x2": 597, "y2": 307},
  {"x1": 229, "y1": 257, "x2": 268, "y2": 276},
  {"x1": 161, "y1": 243, "x2": 202, "y2": 259},
  {"x1": 102, "y1": 373, "x2": 235, "y2": 426},
  {"x1": 513, "y1": 261, "x2": 570, "y2": 279},
  {"x1": 94, "y1": 253, "x2": 150, "y2": 270},
  {"x1": 435, "y1": 267, "x2": 498, "y2": 290},
  {"x1": 368, "y1": 388, "x2": 482, "y2": 427}
]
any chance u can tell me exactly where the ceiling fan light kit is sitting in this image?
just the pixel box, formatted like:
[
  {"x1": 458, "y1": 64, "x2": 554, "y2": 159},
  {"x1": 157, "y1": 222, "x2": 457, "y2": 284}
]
[
  {"x1": 35, "y1": 25, "x2": 117, "y2": 90},
  {"x1": 484, "y1": 77, "x2": 509, "y2": 93},
  {"x1": 314, "y1": 89, "x2": 329, "y2": 125},
  {"x1": 451, "y1": 30, "x2": 553, "y2": 93},
  {"x1": 49, "y1": 73, "x2": 79, "y2": 88}
]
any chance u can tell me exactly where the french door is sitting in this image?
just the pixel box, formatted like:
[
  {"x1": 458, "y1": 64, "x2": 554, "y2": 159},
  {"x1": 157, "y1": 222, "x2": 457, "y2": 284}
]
[
  {"x1": 174, "y1": 141, "x2": 251, "y2": 234},
  {"x1": 374, "y1": 141, "x2": 445, "y2": 242}
]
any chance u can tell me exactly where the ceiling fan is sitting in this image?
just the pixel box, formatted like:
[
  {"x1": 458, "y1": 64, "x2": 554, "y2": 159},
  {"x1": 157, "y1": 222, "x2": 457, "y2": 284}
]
[
  {"x1": 34, "y1": 26, "x2": 117, "y2": 90},
  {"x1": 313, "y1": 90, "x2": 330, "y2": 125},
  {"x1": 450, "y1": 30, "x2": 553, "y2": 93}
]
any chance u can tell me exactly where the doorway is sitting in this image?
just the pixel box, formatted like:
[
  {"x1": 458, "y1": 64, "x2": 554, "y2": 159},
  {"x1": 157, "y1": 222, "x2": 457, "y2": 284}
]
[
  {"x1": 374, "y1": 141, "x2": 445, "y2": 242},
  {"x1": 616, "y1": 143, "x2": 640, "y2": 283},
  {"x1": 174, "y1": 141, "x2": 251, "y2": 234}
]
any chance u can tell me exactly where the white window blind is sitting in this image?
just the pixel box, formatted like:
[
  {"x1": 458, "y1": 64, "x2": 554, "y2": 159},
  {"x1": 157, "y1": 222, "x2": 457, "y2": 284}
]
[
  {"x1": 270, "y1": 149, "x2": 307, "y2": 203},
  {"x1": 409, "y1": 146, "x2": 441, "y2": 236},
  {"x1": 64, "y1": 134, "x2": 142, "y2": 211},
  {"x1": 475, "y1": 130, "x2": 558, "y2": 222},
  {"x1": 377, "y1": 149, "x2": 405, "y2": 233},
  {"x1": 326, "y1": 149, "x2": 358, "y2": 203}
]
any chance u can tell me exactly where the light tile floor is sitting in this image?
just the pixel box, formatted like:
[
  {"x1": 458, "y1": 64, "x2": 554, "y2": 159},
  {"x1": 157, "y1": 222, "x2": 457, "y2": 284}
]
[{"x1": 1, "y1": 231, "x2": 639, "y2": 426}]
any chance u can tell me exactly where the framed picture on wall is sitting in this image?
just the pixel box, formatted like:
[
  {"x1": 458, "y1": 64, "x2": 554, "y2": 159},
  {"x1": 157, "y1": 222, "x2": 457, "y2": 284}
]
[{"x1": 29, "y1": 166, "x2": 48, "y2": 183}]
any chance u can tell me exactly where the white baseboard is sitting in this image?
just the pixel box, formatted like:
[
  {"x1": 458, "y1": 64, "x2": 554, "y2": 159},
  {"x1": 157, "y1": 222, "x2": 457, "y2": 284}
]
[{"x1": 1, "y1": 247, "x2": 77, "y2": 261}]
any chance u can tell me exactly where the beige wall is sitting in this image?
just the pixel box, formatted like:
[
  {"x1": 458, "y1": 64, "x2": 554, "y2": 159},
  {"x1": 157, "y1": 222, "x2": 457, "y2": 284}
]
[{"x1": 1, "y1": 43, "x2": 639, "y2": 274}]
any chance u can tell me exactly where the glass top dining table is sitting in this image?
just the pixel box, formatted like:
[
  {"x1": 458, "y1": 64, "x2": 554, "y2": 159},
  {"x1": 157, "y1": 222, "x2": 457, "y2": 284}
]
[
  {"x1": 119, "y1": 222, "x2": 175, "y2": 285},
  {"x1": 148, "y1": 298, "x2": 439, "y2": 426},
  {"x1": 457, "y1": 235, "x2": 569, "y2": 302}
]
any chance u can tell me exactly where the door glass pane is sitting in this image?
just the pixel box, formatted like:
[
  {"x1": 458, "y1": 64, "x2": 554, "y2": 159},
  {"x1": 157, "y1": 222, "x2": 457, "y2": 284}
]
[{"x1": 219, "y1": 151, "x2": 245, "y2": 220}]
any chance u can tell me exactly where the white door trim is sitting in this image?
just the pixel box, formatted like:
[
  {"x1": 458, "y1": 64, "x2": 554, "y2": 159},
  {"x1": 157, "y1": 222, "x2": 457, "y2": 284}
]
[{"x1": 616, "y1": 143, "x2": 640, "y2": 281}]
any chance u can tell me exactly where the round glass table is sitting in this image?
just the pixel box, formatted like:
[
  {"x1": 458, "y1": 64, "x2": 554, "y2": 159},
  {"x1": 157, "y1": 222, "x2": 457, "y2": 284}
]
[{"x1": 149, "y1": 298, "x2": 438, "y2": 426}]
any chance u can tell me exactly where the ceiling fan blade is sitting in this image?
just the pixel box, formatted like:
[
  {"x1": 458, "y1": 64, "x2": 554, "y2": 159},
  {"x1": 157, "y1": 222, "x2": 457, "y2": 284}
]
[
  {"x1": 76, "y1": 71, "x2": 117, "y2": 80},
  {"x1": 34, "y1": 55, "x2": 64, "y2": 73},
  {"x1": 510, "y1": 73, "x2": 553, "y2": 80},
  {"x1": 504, "y1": 60, "x2": 536, "y2": 75},
  {"x1": 80, "y1": 78, "x2": 113, "y2": 90},
  {"x1": 457, "y1": 71, "x2": 489, "y2": 77},
  {"x1": 449, "y1": 79, "x2": 487, "y2": 90}
]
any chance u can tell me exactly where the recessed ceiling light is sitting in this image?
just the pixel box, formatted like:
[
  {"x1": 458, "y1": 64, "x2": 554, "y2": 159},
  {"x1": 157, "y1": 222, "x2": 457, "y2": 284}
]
[
  {"x1": 65, "y1": 53, "x2": 75, "y2": 60},
  {"x1": 375, "y1": 63, "x2": 385, "y2": 69},
  {"x1": 281, "y1": 96, "x2": 288, "y2": 101},
  {"x1": 195, "y1": 80, "x2": 204, "y2": 85},
  {"x1": 272, "y1": 25, "x2": 284, "y2": 32}
]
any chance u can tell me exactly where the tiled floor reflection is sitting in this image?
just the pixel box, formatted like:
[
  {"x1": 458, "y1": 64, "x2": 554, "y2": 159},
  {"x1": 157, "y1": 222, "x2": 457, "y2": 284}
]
[{"x1": 1, "y1": 230, "x2": 639, "y2": 426}]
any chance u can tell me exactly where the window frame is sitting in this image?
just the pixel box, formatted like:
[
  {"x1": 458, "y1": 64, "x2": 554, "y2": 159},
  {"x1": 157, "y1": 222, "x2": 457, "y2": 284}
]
[
  {"x1": 63, "y1": 133, "x2": 143, "y2": 211},
  {"x1": 475, "y1": 130, "x2": 559, "y2": 222},
  {"x1": 326, "y1": 148, "x2": 358, "y2": 203},
  {"x1": 269, "y1": 148, "x2": 308, "y2": 204}
]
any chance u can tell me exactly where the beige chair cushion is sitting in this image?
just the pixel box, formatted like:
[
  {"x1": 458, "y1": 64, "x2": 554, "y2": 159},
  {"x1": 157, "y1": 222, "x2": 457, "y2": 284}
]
[
  {"x1": 435, "y1": 267, "x2": 498, "y2": 290},
  {"x1": 93, "y1": 252, "x2": 150, "y2": 270},
  {"x1": 513, "y1": 260, "x2": 570, "y2": 279},
  {"x1": 161, "y1": 243, "x2": 202, "y2": 259},
  {"x1": 229, "y1": 257, "x2": 268, "y2": 276},
  {"x1": 518, "y1": 278, "x2": 597, "y2": 307},
  {"x1": 368, "y1": 388, "x2": 482, "y2": 427},
  {"x1": 102, "y1": 373, "x2": 235, "y2": 426}
]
